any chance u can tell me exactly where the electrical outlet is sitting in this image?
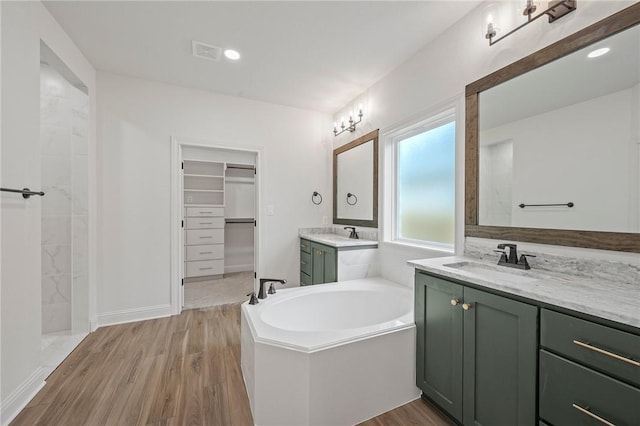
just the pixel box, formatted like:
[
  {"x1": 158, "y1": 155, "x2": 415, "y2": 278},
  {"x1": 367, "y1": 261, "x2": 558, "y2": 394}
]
[{"x1": 322, "y1": 216, "x2": 329, "y2": 225}]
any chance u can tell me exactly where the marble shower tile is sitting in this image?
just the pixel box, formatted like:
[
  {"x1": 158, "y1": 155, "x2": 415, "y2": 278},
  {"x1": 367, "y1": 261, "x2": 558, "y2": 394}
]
[
  {"x1": 40, "y1": 125, "x2": 71, "y2": 157},
  {"x1": 42, "y1": 156, "x2": 71, "y2": 187},
  {"x1": 40, "y1": 66, "x2": 70, "y2": 98},
  {"x1": 42, "y1": 302, "x2": 71, "y2": 334},
  {"x1": 42, "y1": 244, "x2": 72, "y2": 276},
  {"x1": 40, "y1": 96, "x2": 69, "y2": 128},
  {"x1": 72, "y1": 156, "x2": 88, "y2": 215},
  {"x1": 41, "y1": 274, "x2": 71, "y2": 305},
  {"x1": 72, "y1": 272, "x2": 90, "y2": 332},
  {"x1": 41, "y1": 216, "x2": 71, "y2": 245},
  {"x1": 72, "y1": 135, "x2": 88, "y2": 156},
  {"x1": 73, "y1": 215, "x2": 89, "y2": 274},
  {"x1": 42, "y1": 185, "x2": 71, "y2": 217}
]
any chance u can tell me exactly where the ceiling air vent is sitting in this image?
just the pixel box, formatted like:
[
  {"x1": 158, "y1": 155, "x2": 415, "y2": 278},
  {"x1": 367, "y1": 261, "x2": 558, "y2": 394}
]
[{"x1": 192, "y1": 41, "x2": 222, "y2": 61}]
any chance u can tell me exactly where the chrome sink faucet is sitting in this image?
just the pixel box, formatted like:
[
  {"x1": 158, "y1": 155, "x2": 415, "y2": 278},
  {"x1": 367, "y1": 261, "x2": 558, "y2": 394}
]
[
  {"x1": 258, "y1": 278, "x2": 287, "y2": 299},
  {"x1": 495, "y1": 243, "x2": 535, "y2": 270}
]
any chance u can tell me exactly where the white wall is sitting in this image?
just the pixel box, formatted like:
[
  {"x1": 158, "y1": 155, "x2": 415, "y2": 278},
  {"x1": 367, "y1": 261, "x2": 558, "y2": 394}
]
[
  {"x1": 332, "y1": 1, "x2": 635, "y2": 286},
  {"x1": 97, "y1": 73, "x2": 332, "y2": 319},
  {"x1": 1, "y1": 1, "x2": 96, "y2": 421}
]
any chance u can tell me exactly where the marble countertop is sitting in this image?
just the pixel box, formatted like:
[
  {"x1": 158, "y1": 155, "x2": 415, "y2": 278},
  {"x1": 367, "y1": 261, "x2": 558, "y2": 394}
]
[
  {"x1": 300, "y1": 233, "x2": 378, "y2": 248},
  {"x1": 408, "y1": 256, "x2": 640, "y2": 329}
]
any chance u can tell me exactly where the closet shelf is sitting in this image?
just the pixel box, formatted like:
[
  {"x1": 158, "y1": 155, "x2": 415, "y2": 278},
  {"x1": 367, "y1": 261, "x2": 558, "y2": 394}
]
[{"x1": 184, "y1": 189, "x2": 224, "y2": 193}]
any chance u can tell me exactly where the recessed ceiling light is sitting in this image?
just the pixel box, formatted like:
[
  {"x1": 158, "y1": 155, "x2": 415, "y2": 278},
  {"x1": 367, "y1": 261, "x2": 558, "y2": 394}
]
[
  {"x1": 224, "y1": 49, "x2": 241, "y2": 61},
  {"x1": 587, "y1": 47, "x2": 610, "y2": 58}
]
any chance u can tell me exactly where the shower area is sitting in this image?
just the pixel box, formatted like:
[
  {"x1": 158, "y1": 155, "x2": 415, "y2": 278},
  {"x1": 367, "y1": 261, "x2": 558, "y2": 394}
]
[{"x1": 39, "y1": 42, "x2": 90, "y2": 373}]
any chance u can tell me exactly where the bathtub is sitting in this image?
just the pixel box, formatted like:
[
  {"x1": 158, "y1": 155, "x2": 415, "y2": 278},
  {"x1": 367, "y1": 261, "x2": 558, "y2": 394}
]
[{"x1": 241, "y1": 277, "x2": 420, "y2": 426}]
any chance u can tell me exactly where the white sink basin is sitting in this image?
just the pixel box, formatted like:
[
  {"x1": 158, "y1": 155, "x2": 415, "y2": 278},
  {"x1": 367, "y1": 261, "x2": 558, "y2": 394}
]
[{"x1": 443, "y1": 261, "x2": 540, "y2": 284}]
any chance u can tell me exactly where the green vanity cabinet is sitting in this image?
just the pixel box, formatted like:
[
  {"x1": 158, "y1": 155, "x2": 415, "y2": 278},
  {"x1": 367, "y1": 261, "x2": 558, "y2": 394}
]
[
  {"x1": 299, "y1": 238, "x2": 337, "y2": 285},
  {"x1": 311, "y1": 241, "x2": 337, "y2": 284},
  {"x1": 415, "y1": 272, "x2": 464, "y2": 421},
  {"x1": 300, "y1": 239, "x2": 312, "y2": 285},
  {"x1": 539, "y1": 309, "x2": 640, "y2": 426},
  {"x1": 415, "y1": 271, "x2": 538, "y2": 426}
]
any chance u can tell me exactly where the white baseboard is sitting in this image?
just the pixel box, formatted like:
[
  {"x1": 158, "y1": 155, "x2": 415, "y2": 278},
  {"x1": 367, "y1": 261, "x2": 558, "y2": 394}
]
[
  {"x1": 225, "y1": 264, "x2": 253, "y2": 274},
  {"x1": 1, "y1": 367, "x2": 47, "y2": 426},
  {"x1": 97, "y1": 304, "x2": 172, "y2": 327}
]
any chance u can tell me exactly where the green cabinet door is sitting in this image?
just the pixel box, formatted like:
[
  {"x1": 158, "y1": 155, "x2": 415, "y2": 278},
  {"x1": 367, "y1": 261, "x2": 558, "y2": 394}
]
[
  {"x1": 462, "y1": 287, "x2": 538, "y2": 426},
  {"x1": 310, "y1": 242, "x2": 337, "y2": 285},
  {"x1": 415, "y1": 272, "x2": 464, "y2": 422}
]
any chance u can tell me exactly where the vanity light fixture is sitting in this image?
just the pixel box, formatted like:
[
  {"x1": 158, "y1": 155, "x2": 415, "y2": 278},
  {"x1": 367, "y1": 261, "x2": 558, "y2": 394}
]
[
  {"x1": 587, "y1": 47, "x2": 610, "y2": 58},
  {"x1": 485, "y1": 0, "x2": 577, "y2": 46},
  {"x1": 333, "y1": 105, "x2": 364, "y2": 137}
]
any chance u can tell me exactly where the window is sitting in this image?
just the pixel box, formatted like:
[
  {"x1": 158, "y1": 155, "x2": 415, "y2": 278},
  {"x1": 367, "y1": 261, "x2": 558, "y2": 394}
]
[{"x1": 388, "y1": 110, "x2": 456, "y2": 251}]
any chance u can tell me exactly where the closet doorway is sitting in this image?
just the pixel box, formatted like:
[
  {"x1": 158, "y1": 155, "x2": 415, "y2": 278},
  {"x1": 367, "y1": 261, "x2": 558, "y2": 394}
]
[{"x1": 171, "y1": 140, "x2": 259, "y2": 312}]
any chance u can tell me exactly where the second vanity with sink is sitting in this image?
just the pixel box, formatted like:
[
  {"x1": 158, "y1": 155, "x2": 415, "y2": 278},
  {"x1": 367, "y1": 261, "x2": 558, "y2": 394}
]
[
  {"x1": 299, "y1": 231, "x2": 378, "y2": 285},
  {"x1": 409, "y1": 251, "x2": 640, "y2": 426}
]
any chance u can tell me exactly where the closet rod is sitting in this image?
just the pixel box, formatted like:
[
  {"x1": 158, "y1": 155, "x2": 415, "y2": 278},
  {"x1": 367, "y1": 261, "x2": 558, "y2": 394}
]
[
  {"x1": 226, "y1": 164, "x2": 255, "y2": 170},
  {"x1": 225, "y1": 218, "x2": 255, "y2": 224}
]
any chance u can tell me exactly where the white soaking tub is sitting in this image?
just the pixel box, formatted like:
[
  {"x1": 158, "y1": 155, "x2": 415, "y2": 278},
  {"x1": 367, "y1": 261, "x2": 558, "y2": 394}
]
[{"x1": 241, "y1": 278, "x2": 420, "y2": 426}]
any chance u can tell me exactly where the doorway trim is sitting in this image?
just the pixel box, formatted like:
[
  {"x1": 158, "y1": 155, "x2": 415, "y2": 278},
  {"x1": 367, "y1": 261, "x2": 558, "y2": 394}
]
[{"x1": 170, "y1": 136, "x2": 262, "y2": 315}]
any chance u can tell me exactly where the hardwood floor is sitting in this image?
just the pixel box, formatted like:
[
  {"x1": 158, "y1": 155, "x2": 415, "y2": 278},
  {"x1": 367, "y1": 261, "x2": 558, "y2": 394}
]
[
  {"x1": 357, "y1": 399, "x2": 453, "y2": 426},
  {"x1": 12, "y1": 303, "x2": 451, "y2": 426}
]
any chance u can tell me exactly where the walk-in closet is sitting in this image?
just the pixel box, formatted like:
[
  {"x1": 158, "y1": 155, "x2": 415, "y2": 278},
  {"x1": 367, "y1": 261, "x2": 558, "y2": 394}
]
[{"x1": 181, "y1": 146, "x2": 257, "y2": 309}]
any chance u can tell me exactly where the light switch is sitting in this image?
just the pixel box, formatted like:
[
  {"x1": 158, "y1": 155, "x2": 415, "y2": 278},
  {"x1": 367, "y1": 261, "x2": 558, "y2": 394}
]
[{"x1": 267, "y1": 205, "x2": 275, "y2": 216}]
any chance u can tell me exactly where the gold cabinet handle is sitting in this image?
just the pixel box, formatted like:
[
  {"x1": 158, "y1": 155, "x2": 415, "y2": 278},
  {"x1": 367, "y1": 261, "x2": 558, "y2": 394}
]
[
  {"x1": 450, "y1": 299, "x2": 460, "y2": 306},
  {"x1": 573, "y1": 340, "x2": 640, "y2": 367},
  {"x1": 462, "y1": 303, "x2": 472, "y2": 311},
  {"x1": 572, "y1": 403, "x2": 616, "y2": 426}
]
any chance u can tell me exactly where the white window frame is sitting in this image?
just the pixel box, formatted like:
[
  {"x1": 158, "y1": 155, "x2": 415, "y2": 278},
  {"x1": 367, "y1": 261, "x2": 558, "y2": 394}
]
[{"x1": 382, "y1": 100, "x2": 462, "y2": 253}]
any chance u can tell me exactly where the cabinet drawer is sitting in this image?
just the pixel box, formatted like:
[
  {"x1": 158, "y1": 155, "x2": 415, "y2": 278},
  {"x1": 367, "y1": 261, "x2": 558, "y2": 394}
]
[
  {"x1": 186, "y1": 244, "x2": 224, "y2": 261},
  {"x1": 186, "y1": 217, "x2": 224, "y2": 229},
  {"x1": 186, "y1": 259, "x2": 224, "y2": 277},
  {"x1": 300, "y1": 251, "x2": 311, "y2": 275},
  {"x1": 541, "y1": 309, "x2": 640, "y2": 387},
  {"x1": 300, "y1": 239, "x2": 311, "y2": 254},
  {"x1": 186, "y1": 207, "x2": 224, "y2": 217},
  {"x1": 300, "y1": 272, "x2": 311, "y2": 286},
  {"x1": 540, "y1": 350, "x2": 640, "y2": 426},
  {"x1": 186, "y1": 229, "x2": 224, "y2": 245}
]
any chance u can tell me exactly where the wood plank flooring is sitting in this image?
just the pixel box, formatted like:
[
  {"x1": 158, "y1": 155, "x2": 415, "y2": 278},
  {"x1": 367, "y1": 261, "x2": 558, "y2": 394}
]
[{"x1": 12, "y1": 304, "x2": 452, "y2": 426}]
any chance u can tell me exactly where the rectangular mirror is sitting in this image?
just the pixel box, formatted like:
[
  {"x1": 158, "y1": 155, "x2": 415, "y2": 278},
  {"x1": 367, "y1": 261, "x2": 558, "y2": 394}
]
[
  {"x1": 333, "y1": 129, "x2": 379, "y2": 228},
  {"x1": 466, "y1": 4, "x2": 640, "y2": 252}
]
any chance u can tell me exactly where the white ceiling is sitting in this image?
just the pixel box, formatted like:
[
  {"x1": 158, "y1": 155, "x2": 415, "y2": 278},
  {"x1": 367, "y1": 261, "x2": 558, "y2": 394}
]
[{"x1": 43, "y1": 1, "x2": 480, "y2": 113}]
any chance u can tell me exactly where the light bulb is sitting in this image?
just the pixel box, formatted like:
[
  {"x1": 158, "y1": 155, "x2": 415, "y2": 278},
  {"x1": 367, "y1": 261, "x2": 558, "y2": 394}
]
[
  {"x1": 224, "y1": 49, "x2": 241, "y2": 60},
  {"x1": 587, "y1": 47, "x2": 610, "y2": 58}
]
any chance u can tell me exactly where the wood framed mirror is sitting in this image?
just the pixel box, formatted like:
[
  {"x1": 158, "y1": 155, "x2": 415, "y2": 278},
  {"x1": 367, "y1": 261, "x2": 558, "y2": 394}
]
[
  {"x1": 465, "y1": 4, "x2": 640, "y2": 253},
  {"x1": 333, "y1": 129, "x2": 379, "y2": 228}
]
